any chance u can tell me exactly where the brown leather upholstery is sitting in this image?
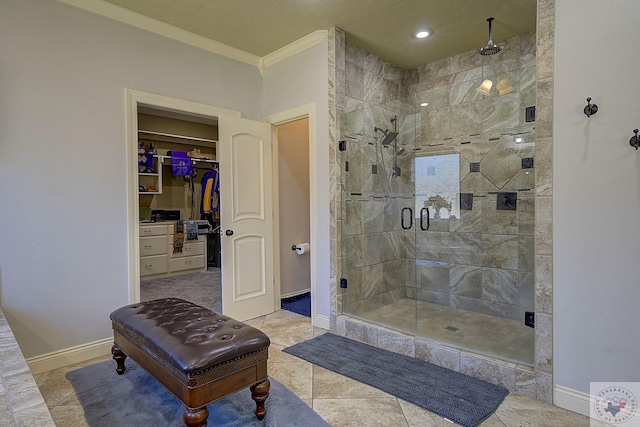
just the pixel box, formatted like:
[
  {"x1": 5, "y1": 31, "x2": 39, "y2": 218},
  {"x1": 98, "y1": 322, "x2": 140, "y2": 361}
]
[{"x1": 110, "y1": 298, "x2": 270, "y2": 375}]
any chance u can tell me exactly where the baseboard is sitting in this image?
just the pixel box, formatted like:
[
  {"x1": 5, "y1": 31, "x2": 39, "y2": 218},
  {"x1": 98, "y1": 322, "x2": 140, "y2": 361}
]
[
  {"x1": 281, "y1": 289, "x2": 311, "y2": 299},
  {"x1": 554, "y1": 385, "x2": 591, "y2": 417},
  {"x1": 314, "y1": 314, "x2": 330, "y2": 330},
  {"x1": 27, "y1": 337, "x2": 113, "y2": 374}
]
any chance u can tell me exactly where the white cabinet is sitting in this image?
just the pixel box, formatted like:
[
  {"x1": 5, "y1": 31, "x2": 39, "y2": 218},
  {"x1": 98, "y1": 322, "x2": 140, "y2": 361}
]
[{"x1": 140, "y1": 223, "x2": 206, "y2": 278}]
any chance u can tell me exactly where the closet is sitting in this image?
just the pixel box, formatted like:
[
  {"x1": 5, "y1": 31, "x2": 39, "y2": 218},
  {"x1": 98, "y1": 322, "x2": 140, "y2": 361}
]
[{"x1": 137, "y1": 107, "x2": 221, "y2": 279}]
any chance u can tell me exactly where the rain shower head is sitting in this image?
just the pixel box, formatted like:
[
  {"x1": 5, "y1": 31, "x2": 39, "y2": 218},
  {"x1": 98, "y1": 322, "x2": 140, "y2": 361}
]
[
  {"x1": 374, "y1": 126, "x2": 398, "y2": 145},
  {"x1": 381, "y1": 131, "x2": 398, "y2": 146},
  {"x1": 479, "y1": 17, "x2": 503, "y2": 56}
]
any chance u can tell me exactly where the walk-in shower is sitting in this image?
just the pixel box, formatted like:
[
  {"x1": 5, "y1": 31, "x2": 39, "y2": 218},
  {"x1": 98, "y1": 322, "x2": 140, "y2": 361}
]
[{"x1": 340, "y1": 34, "x2": 537, "y2": 365}]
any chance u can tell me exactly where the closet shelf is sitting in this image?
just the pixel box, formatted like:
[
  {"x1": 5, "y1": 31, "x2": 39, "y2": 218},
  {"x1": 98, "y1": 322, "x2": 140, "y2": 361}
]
[{"x1": 138, "y1": 130, "x2": 218, "y2": 147}]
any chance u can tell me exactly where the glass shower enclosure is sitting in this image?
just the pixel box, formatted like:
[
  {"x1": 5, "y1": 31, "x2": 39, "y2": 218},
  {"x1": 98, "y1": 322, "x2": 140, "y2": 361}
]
[{"x1": 340, "y1": 95, "x2": 535, "y2": 366}]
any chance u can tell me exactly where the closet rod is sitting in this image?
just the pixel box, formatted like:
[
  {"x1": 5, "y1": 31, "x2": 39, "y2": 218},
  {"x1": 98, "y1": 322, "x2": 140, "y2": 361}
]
[{"x1": 157, "y1": 155, "x2": 218, "y2": 166}]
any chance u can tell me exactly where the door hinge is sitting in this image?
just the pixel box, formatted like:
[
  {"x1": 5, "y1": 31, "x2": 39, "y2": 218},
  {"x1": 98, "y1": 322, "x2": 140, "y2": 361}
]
[
  {"x1": 340, "y1": 278, "x2": 348, "y2": 288},
  {"x1": 338, "y1": 140, "x2": 347, "y2": 151},
  {"x1": 345, "y1": 161, "x2": 349, "y2": 171},
  {"x1": 525, "y1": 311, "x2": 535, "y2": 328}
]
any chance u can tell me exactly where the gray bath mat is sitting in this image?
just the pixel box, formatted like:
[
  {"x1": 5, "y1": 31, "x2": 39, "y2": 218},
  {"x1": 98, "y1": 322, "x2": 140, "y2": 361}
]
[
  {"x1": 66, "y1": 360, "x2": 329, "y2": 427},
  {"x1": 284, "y1": 333, "x2": 508, "y2": 427}
]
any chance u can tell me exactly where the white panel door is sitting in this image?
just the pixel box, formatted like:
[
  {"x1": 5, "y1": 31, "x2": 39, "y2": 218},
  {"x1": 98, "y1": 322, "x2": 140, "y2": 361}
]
[{"x1": 219, "y1": 115, "x2": 275, "y2": 321}]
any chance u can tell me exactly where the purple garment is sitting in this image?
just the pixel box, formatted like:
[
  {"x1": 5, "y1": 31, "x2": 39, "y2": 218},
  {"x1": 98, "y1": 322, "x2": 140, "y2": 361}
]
[{"x1": 171, "y1": 151, "x2": 191, "y2": 176}]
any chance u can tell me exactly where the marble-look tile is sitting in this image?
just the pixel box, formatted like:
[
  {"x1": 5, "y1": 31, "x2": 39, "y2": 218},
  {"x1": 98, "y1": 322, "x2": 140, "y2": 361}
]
[
  {"x1": 515, "y1": 365, "x2": 536, "y2": 398},
  {"x1": 482, "y1": 235, "x2": 519, "y2": 270},
  {"x1": 460, "y1": 352, "x2": 516, "y2": 390},
  {"x1": 345, "y1": 61, "x2": 364, "y2": 101},
  {"x1": 5, "y1": 371, "x2": 49, "y2": 413},
  {"x1": 480, "y1": 140, "x2": 523, "y2": 189},
  {"x1": 535, "y1": 313, "x2": 553, "y2": 373},
  {"x1": 538, "y1": 0, "x2": 555, "y2": 20},
  {"x1": 0, "y1": 391, "x2": 15, "y2": 427},
  {"x1": 535, "y1": 256, "x2": 553, "y2": 315},
  {"x1": 536, "y1": 370, "x2": 553, "y2": 403},
  {"x1": 535, "y1": 196, "x2": 553, "y2": 256},
  {"x1": 259, "y1": 310, "x2": 314, "y2": 347},
  {"x1": 268, "y1": 361, "x2": 313, "y2": 399},
  {"x1": 536, "y1": 16, "x2": 555, "y2": 81},
  {"x1": 313, "y1": 366, "x2": 390, "y2": 399},
  {"x1": 519, "y1": 236, "x2": 535, "y2": 271},
  {"x1": 414, "y1": 339, "x2": 460, "y2": 371},
  {"x1": 496, "y1": 393, "x2": 594, "y2": 426},
  {"x1": 450, "y1": 233, "x2": 483, "y2": 266},
  {"x1": 313, "y1": 397, "x2": 407, "y2": 427},
  {"x1": 377, "y1": 328, "x2": 415, "y2": 357},
  {"x1": 535, "y1": 136, "x2": 553, "y2": 196},
  {"x1": 48, "y1": 404, "x2": 89, "y2": 427},
  {"x1": 535, "y1": 77, "x2": 554, "y2": 139},
  {"x1": 344, "y1": 318, "x2": 378, "y2": 345},
  {"x1": 14, "y1": 402, "x2": 55, "y2": 427},
  {"x1": 398, "y1": 399, "x2": 468, "y2": 426},
  {"x1": 482, "y1": 268, "x2": 519, "y2": 305},
  {"x1": 450, "y1": 263, "x2": 482, "y2": 298}
]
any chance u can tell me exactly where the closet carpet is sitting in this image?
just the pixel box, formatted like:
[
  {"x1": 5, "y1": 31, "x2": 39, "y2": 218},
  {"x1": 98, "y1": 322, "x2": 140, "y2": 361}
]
[{"x1": 140, "y1": 268, "x2": 221, "y2": 313}]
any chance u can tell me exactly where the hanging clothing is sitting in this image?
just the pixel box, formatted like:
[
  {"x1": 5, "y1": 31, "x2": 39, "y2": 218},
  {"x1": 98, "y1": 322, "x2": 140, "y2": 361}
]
[
  {"x1": 170, "y1": 151, "x2": 191, "y2": 176},
  {"x1": 200, "y1": 168, "x2": 220, "y2": 217}
]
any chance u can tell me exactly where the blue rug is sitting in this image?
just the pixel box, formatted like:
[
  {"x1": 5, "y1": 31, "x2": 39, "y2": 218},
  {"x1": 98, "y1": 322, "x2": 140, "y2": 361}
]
[
  {"x1": 284, "y1": 333, "x2": 509, "y2": 427},
  {"x1": 66, "y1": 360, "x2": 329, "y2": 427},
  {"x1": 281, "y1": 292, "x2": 310, "y2": 317}
]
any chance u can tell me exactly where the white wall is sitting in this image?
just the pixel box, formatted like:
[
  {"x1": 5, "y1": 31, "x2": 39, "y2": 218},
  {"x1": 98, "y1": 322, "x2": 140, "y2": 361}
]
[
  {"x1": 277, "y1": 119, "x2": 311, "y2": 297},
  {"x1": 0, "y1": 0, "x2": 263, "y2": 358},
  {"x1": 262, "y1": 39, "x2": 331, "y2": 319},
  {"x1": 554, "y1": 0, "x2": 640, "y2": 395}
]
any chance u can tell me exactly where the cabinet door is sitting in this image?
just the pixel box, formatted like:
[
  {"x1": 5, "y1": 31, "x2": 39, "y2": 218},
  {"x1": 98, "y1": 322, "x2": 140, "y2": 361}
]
[{"x1": 219, "y1": 115, "x2": 274, "y2": 321}]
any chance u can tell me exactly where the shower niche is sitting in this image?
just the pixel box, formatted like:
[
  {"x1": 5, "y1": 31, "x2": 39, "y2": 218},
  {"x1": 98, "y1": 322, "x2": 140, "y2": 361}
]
[{"x1": 339, "y1": 31, "x2": 536, "y2": 366}]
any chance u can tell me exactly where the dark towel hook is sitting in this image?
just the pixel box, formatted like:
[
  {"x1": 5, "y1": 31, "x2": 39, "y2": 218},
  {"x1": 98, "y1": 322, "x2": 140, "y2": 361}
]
[
  {"x1": 630, "y1": 129, "x2": 640, "y2": 150},
  {"x1": 584, "y1": 97, "x2": 598, "y2": 118}
]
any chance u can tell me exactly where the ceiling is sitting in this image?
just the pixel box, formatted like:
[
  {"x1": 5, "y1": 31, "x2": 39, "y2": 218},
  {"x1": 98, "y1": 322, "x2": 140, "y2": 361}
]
[{"x1": 100, "y1": 0, "x2": 537, "y2": 70}]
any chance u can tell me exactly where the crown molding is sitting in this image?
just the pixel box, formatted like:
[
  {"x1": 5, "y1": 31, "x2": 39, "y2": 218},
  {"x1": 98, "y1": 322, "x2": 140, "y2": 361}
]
[
  {"x1": 259, "y1": 30, "x2": 328, "y2": 74},
  {"x1": 58, "y1": 0, "x2": 261, "y2": 67}
]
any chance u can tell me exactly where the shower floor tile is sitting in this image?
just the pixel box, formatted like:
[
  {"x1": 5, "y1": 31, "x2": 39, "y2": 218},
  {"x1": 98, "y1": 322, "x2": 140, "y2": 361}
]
[{"x1": 345, "y1": 298, "x2": 534, "y2": 365}]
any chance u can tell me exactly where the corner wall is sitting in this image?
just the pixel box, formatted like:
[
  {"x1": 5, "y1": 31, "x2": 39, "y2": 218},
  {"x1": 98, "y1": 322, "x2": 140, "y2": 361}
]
[
  {"x1": 553, "y1": 0, "x2": 640, "y2": 410},
  {"x1": 0, "y1": 0, "x2": 263, "y2": 358}
]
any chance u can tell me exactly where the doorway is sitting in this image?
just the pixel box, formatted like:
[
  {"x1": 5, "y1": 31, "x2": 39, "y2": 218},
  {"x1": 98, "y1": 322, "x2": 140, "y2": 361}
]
[{"x1": 276, "y1": 118, "x2": 311, "y2": 317}]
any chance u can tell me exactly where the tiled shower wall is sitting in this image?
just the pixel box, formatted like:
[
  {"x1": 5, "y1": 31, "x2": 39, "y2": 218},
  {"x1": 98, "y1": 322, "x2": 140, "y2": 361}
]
[
  {"x1": 407, "y1": 32, "x2": 537, "y2": 322},
  {"x1": 341, "y1": 33, "x2": 537, "y2": 321}
]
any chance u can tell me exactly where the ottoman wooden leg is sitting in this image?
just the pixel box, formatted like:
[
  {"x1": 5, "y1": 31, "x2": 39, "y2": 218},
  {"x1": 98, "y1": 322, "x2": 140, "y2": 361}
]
[
  {"x1": 250, "y1": 378, "x2": 270, "y2": 421},
  {"x1": 183, "y1": 406, "x2": 209, "y2": 427},
  {"x1": 111, "y1": 344, "x2": 127, "y2": 375}
]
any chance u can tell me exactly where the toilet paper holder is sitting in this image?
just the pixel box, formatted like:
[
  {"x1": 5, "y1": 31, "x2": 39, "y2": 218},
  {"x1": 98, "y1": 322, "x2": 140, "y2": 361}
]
[{"x1": 291, "y1": 243, "x2": 310, "y2": 254}]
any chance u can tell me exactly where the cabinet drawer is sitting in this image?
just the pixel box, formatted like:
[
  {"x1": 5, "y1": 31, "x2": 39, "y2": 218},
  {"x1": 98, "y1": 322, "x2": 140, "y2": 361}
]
[
  {"x1": 169, "y1": 255, "x2": 205, "y2": 272},
  {"x1": 140, "y1": 236, "x2": 167, "y2": 256},
  {"x1": 169, "y1": 241, "x2": 205, "y2": 258},
  {"x1": 140, "y1": 255, "x2": 168, "y2": 276},
  {"x1": 140, "y1": 224, "x2": 168, "y2": 237}
]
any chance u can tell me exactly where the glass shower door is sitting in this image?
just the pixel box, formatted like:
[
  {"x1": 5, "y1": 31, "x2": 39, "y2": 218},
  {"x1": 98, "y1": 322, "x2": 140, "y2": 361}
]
[{"x1": 340, "y1": 99, "x2": 418, "y2": 336}]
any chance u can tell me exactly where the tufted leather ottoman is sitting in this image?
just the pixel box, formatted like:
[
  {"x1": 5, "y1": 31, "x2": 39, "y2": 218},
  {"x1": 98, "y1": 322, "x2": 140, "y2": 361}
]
[{"x1": 109, "y1": 298, "x2": 270, "y2": 427}]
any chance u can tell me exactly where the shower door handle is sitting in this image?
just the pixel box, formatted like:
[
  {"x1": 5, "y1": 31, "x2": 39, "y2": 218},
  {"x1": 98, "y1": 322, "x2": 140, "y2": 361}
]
[
  {"x1": 401, "y1": 207, "x2": 413, "y2": 230},
  {"x1": 420, "y1": 208, "x2": 430, "y2": 231}
]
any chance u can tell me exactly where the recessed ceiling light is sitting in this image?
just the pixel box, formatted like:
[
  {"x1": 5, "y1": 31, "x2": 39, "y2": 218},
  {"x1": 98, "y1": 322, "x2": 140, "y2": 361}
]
[
  {"x1": 420, "y1": 102, "x2": 429, "y2": 107},
  {"x1": 415, "y1": 31, "x2": 430, "y2": 39}
]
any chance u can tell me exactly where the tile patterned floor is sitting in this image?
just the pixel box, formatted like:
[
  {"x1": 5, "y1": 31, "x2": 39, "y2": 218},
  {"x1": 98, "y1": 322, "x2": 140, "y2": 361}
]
[
  {"x1": 34, "y1": 310, "x2": 600, "y2": 426},
  {"x1": 347, "y1": 298, "x2": 535, "y2": 365}
]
